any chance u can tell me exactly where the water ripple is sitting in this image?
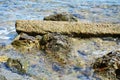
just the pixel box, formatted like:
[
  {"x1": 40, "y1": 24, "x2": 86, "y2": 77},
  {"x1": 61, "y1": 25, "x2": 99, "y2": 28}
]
[{"x1": 0, "y1": 0, "x2": 120, "y2": 44}]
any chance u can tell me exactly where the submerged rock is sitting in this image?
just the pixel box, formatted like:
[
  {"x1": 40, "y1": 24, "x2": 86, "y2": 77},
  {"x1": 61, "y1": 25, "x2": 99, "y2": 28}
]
[
  {"x1": 40, "y1": 33, "x2": 72, "y2": 66},
  {"x1": 0, "y1": 75, "x2": 7, "y2": 80},
  {"x1": 6, "y1": 58, "x2": 27, "y2": 74},
  {"x1": 93, "y1": 50, "x2": 120, "y2": 80},
  {"x1": 44, "y1": 13, "x2": 78, "y2": 21},
  {"x1": 12, "y1": 40, "x2": 39, "y2": 52}
]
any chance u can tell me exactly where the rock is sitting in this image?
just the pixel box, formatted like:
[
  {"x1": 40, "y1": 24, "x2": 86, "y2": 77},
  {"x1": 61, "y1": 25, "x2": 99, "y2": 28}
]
[
  {"x1": 92, "y1": 50, "x2": 120, "y2": 80},
  {"x1": 40, "y1": 33, "x2": 71, "y2": 51},
  {"x1": 0, "y1": 75, "x2": 7, "y2": 80},
  {"x1": 115, "y1": 69, "x2": 120, "y2": 79},
  {"x1": 15, "y1": 20, "x2": 120, "y2": 37},
  {"x1": 40, "y1": 33, "x2": 71, "y2": 66},
  {"x1": 11, "y1": 33, "x2": 40, "y2": 53},
  {"x1": 6, "y1": 58, "x2": 27, "y2": 74},
  {"x1": 11, "y1": 33, "x2": 83, "y2": 67},
  {"x1": 12, "y1": 40, "x2": 39, "y2": 52},
  {"x1": 15, "y1": 33, "x2": 35, "y2": 41},
  {"x1": 44, "y1": 13, "x2": 78, "y2": 22},
  {"x1": 0, "y1": 56, "x2": 8, "y2": 62},
  {"x1": 40, "y1": 33, "x2": 54, "y2": 45}
]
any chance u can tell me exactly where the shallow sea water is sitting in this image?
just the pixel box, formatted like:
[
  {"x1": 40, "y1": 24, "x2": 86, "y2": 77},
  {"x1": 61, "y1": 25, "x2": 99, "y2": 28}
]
[
  {"x1": 0, "y1": 0, "x2": 120, "y2": 80},
  {"x1": 0, "y1": 0, "x2": 120, "y2": 45}
]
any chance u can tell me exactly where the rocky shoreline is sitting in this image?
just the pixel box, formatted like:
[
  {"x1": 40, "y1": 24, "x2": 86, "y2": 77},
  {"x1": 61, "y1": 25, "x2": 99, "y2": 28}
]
[{"x1": 0, "y1": 13, "x2": 120, "y2": 80}]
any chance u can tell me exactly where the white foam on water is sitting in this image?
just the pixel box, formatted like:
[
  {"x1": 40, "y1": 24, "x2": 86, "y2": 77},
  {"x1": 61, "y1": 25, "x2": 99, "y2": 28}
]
[
  {"x1": 0, "y1": 27, "x2": 13, "y2": 39},
  {"x1": 0, "y1": 25, "x2": 17, "y2": 45},
  {"x1": 0, "y1": 28, "x2": 9, "y2": 35},
  {"x1": 0, "y1": 28, "x2": 9, "y2": 39},
  {"x1": 0, "y1": 36, "x2": 10, "y2": 40}
]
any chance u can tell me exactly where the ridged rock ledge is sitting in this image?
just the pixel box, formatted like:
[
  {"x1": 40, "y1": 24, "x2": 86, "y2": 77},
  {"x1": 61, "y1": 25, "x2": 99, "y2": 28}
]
[{"x1": 15, "y1": 20, "x2": 120, "y2": 37}]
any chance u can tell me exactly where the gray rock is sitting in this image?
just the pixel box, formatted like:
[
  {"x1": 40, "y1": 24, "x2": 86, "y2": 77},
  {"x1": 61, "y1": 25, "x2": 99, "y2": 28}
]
[
  {"x1": 40, "y1": 33, "x2": 71, "y2": 53},
  {"x1": 40, "y1": 33, "x2": 72, "y2": 66},
  {"x1": 44, "y1": 13, "x2": 78, "y2": 22}
]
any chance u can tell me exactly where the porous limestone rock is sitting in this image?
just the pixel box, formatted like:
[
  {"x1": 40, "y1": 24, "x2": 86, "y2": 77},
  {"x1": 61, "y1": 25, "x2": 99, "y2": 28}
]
[{"x1": 15, "y1": 20, "x2": 120, "y2": 37}]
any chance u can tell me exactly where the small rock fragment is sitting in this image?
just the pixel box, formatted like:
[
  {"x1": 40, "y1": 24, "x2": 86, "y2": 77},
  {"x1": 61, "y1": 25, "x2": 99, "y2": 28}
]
[{"x1": 6, "y1": 58, "x2": 26, "y2": 74}]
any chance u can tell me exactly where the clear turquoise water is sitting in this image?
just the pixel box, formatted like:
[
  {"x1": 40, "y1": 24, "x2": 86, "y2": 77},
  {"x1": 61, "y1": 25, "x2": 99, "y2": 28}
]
[{"x1": 0, "y1": 0, "x2": 120, "y2": 45}]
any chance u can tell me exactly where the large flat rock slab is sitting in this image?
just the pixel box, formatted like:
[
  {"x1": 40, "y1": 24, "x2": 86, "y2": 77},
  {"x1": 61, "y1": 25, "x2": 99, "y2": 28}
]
[{"x1": 15, "y1": 20, "x2": 120, "y2": 37}]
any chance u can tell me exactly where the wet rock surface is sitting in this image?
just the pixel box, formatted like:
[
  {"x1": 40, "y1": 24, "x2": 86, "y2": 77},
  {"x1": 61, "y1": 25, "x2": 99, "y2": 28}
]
[
  {"x1": 11, "y1": 33, "x2": 40, "y2": 53},
  {"x1": 6, "y1": 58, "x2": 27, "y2": 75},
  {"x1": 93, "y1": 50, "x2": 120, "y2": 80},
  {"x1": 0, "y1": 37, "x2": 120, "y2": 80},
  {"x1": 41, "y1": 33, "x2": 85, "y2": 67},
  {"x1": 40, "y1": 33, "x2": 71, "y2": 54},
  {"x1": 102, "y1": 37, "x2": 120, "y2": 45},
  {"x1": 11, "y1": 32, "x2": 75, "y2": 67},
  {"x1": 40, "y1": 33, "x2": 73, "y2": 66},
  {"x1": 44, "y1": 13, "x2": 78, "y2": 22},
  {"x1": 0, "y1": 75, "x2": 7, "y2": 80}
]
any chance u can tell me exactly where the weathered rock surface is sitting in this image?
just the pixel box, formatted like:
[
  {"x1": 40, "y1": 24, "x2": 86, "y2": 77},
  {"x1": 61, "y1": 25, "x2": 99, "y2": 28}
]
[
  {"x1": 11, "y1": 32, "x2": 74, "y2": 66},
  {"x1": 11, "y1": 33, "x2": 40, "y2": 53},
  {"x1": 11, "y1": 32, "x2": 85, "y2": 68},
  {"x1": 0, "y1": 36, "x2": 119, "y2": 80},
  {"x1": 40, "y1": 33, "x2": 72, "y2": 66},
  {"x1": 93, "y1": 50, "x2": 120, "y2": 80},
  {"x1": 44, "y1": 13, "x2": 78, "y2": 21},
  {"x1": 6, "y1": 58, "x2": 28, "y2": 75},
  {"x1": 15, "y1": 20, "x2": 120, "y2": 37}
]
